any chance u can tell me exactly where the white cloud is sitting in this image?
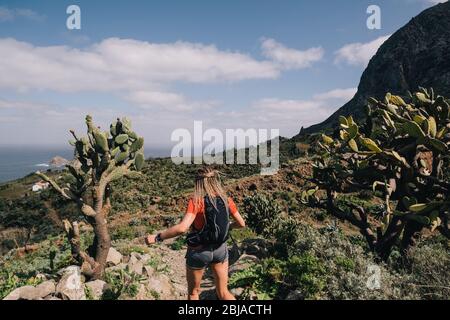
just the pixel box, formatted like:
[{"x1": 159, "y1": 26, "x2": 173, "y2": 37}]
[
  {"x1": 0, "y1": 98, "x2": 50, "y2": 111},
  {"x1": 423, "y1": 0, "x2": 447, "y2": 4},
  {"x1": 0, "y1": 7, "x2": 45, "y2": 22},
  {"x1": 313, "y1": 87, "x2": 357, "y2": 101},
  {"x1": 126, "y1": 90, "x2": 218, "y2": 111},
  {"x1": 128, "y1": 91, "x2": 185, "y2": 107},
  {"x1": 0, "y1": 37, "x2": 280, "y2": 93},
  {"x1": 0, "y1": 37, "x2": 332, "y2": 146},
  {"x1": 212, "y1": 87, "x2": 357, "y2": 138},
  {"x1": 261, "y1": 38, "x2": 324, "y2": 70},
  {"x1": 0, "y1": 87, "x2": 357, "y2": 146},
  {"x1": 334, "y1": 35, "x2": 391, "y2": 67}
]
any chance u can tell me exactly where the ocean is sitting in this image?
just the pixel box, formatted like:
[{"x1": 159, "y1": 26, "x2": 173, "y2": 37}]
[{"x1": 0, "y1": 146, "x2": 171, "y2": 184}]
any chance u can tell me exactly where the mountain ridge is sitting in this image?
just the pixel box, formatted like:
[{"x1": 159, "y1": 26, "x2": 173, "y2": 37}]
[{"x1": 300, "y1": 2, "x2": 450, "y2": 135}]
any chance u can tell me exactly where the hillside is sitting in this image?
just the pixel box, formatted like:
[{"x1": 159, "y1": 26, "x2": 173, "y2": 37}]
[
  {"x1": 1, "y1": 147, "x2": 449, "y2": 300},
  {"x1": 1, "y1": 2, "x2": 450, "y2": 301},
  {"x1": 302, "y1": 1, "x2": 450, "y2": 134}
]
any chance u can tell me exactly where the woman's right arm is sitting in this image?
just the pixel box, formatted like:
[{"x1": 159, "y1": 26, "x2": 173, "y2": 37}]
[{"x1": 146, "y1": 212, "x2": 196, "y2": 244}]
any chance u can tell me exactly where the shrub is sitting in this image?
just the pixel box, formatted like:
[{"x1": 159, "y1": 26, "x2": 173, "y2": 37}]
[
  {"x1": 103, "y1": 268, "x2": 144, "y2": 300},
  {"x1": 242, "y1": 194, "x2": 282, "y2": 238},
  {"x1": 405, "y1": 239, "x2": 450, "y2": 299},
  {"x1": 229, "y1": 253, "x2": 326, "y2": 300},
  {"x1": 230, "y1": 220, "x2": 450, "y2": 300}
]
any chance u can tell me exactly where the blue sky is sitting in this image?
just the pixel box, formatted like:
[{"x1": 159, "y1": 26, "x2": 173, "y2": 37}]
[{"x1": 0, "y1": 0, "x2": 444, "y2": 149}]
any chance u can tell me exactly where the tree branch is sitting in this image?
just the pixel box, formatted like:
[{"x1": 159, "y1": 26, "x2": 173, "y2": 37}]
[
  {"x1": 36, "y1": 171, "x2": 73, "y2": 201},
  {"x1": 36, "y1": 171, "x2": 96, "y2": 217},
  {"x1": 63, "y1": 220, "x2": 99, "y2": 277}
]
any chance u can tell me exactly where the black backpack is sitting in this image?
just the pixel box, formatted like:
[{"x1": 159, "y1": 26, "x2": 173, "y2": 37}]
[{"x1": 186, "y1": 196, "x2": 230, "y2": 246}]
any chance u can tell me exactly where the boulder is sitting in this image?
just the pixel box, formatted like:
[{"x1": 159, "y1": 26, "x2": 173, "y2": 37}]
[
  {"x1": 3, "y1": 280, "x2": 56, "y2": 300},
  {"x1": 56, "y1": 266, "x2": 86, "y2": 300},
  {"x1": 146, "y1": 274, "x2": 174, "y2": 300},
  {"x1": 128, "y1": 260, "x2": 144, "y2": 275},
  {"x1": 143, "y1": 265, "x2": 155, "y2": 277},
  {"x1": 128, "y1": 254, "x2": 139, "y2": 265},
  {"x1": 106, "y1": 247, "x2": 123, "y2": 266},
  {"x1": 34, "y1": 280, "x2": 56, "y2": 298},
  {"x1": 127, "y1": 253, "x2": 144, "y2": 275},
  {"x1": 85, "y1": 280, "x2": 109, "y2": 300},
  {"x1": 3, "y1": 286, "x2": 36, "y2": 300}
]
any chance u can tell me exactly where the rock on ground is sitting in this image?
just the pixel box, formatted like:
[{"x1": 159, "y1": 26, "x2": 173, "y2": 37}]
[
  {"x1": 3, "y1": 280, "x2": 56, "y2": 300},
  {"x1": 85, "y1": 280, "x2": 109, "y2": 300},
  {"x1": 127, "y1": 254, "x2": 144, "y2": 275},
  {"x1": 146, "y1": 274, "x2": 175, "y2": 300},
  {"x1": 3, "y1": 286, "x2": 37, "y2": 300},
  {"x1": 35, "y1": 280, "x2": 56, "y2": 299},
  {"x1": 56, "y1": 266, "x2": 86, "y2": 300},
  {"x1": 229, "y1": 254, "x2": 260, "y2": 274},
  {"x1": 106, "y1": 247, "x2": 123, "y2": 266}
]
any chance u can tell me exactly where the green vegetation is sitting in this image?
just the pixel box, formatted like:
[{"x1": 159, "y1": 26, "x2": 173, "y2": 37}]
[
  {"x1": 232, "y1": 192, "x2": 449, "y2": 300},
  {"x1": 103, "y1": 268, "x2": 144, "y2": 300},
  {"x1": 0, "y1": 234, "x2": 75, "y2": 299},
  {"x1": 304, "y1": 88, "x2": 450, "y2": 260},
  {"x1": 230, "y1": 254, "x2": 326, "y2": 300},
  {"x1": 169, "y1": 236, "x2": 186, "y2": 251},
  {"x1": 0, "y1": 91, "x2": 448, "y2": 300}
]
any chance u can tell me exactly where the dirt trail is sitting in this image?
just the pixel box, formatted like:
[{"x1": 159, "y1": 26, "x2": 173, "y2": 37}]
[
  {"x1": 141, "y1": 236, "x2": 219, "y2": 300},
  {"x1": 136, "y1": 234, "x2": 251, "y2": 300}
]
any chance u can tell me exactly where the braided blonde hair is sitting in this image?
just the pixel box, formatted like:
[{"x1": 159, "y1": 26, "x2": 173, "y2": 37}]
[{"x1": 193, "y1": 167, "x2": 228, "y2": 209}]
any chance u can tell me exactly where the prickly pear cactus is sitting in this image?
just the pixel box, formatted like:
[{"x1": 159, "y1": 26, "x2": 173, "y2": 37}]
[
  {"x1": 36, "y1": 115, "x2": 145, "y2": 279},
  {"x1": 305, "y1": 88, "x2": 450, "y2": 259}
]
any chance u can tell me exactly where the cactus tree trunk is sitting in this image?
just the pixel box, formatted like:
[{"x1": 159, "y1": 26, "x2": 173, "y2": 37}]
[
  {"x1": 91, "y1": 210, "x2": 111, "y2": 279},
  {"x1": 88, "y1": 183, "x2": 112, "y2": 279}
]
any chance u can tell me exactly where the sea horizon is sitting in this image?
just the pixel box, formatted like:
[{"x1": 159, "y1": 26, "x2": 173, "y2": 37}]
[{"x1": 0, "y1": 145, "x2": 172, "y2": 184}]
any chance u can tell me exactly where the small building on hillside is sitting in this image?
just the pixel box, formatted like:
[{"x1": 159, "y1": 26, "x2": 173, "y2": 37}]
[{"x1": 31, "y1": 181, "x2": 49, "y2": 192}]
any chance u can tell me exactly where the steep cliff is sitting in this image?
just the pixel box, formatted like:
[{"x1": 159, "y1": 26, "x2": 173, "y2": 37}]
[{"x1": 303, "y1": 2, "x2": 450, "y2": 134}]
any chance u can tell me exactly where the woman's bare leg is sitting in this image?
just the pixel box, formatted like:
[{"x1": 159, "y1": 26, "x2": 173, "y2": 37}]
[
  {"x1": 210, "y1": 260, "x2": 235, "y2": 300},
  {"x1": 186, "y1": 266, "x2": 205, "y2": 300}
]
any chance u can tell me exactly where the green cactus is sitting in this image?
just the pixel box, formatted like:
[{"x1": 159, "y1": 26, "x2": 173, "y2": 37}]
[
  {"x1": 130, "y1": 137, "x2": 144, "y2": 153},
  {"x1": 116, "y1": 150, "x2": 129, "y2": 163},
  {"x1": 35, "y1": 115, "x2": 145, "y2": 280},
  {"x1": 134, "y1": 152, "x2": 145, "y2": 171},
  {"x1": 93, "y1": 131, "x2": 109, "y2": 153},
  {"x1": 115, "y1": 134, "x2": 129, "y2": 145},
  {"x1": 307, "y1": 88, "x2": 450, "y2": 260}
]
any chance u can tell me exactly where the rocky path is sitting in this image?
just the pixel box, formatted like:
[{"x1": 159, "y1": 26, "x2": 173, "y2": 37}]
[
  {"x1": 146, "y1": 236, "x2": 264, "y2": 300},
  {"x1": 3, "y1": 235, "x2": 263, "y2": 301}
]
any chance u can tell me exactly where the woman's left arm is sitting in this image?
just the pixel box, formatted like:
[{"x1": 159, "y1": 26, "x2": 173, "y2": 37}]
[{"x1": 146, "y1": 212, "x2": 196, "y2": 244}]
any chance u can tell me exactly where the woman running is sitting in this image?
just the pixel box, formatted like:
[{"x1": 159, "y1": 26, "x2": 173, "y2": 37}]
[{"x1": 145, "y1": 167, "x2": 246, "y2": 300}]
